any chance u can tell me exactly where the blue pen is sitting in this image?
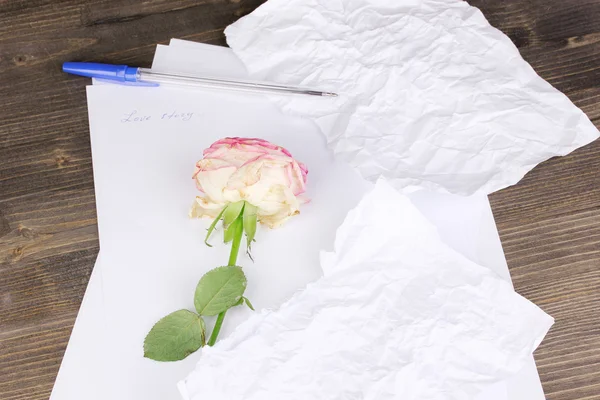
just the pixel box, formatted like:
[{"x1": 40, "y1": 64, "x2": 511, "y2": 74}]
[{"x1": 62, "y1": 62, "x2": 337, "y2": 97}]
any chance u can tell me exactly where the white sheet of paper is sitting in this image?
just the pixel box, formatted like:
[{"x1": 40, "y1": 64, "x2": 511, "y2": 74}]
[
  {"x1": 224, "y1": 0, "x2": 599, "y2": 196},
  {"x1": 179, "y1": 179, "x2": 552, "y2": 400},
  {"x1": 49, "y1": 256, "x2": 107, "y2": 400},
  {"x1": 49, "y1": 42, "x2": 545, "y2": 400}
]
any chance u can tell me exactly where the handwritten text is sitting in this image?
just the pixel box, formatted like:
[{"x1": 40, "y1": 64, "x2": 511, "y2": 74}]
[{"x1": 121, "y1": 110, "x2": 195, "y2": 123}]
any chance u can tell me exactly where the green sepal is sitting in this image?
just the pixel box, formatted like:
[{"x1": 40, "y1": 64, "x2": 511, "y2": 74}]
[
  {"x1": 242, "y1": 203, "x2": 258, "y2": 249},
  {"x1": 222, "y1": 201, "x2": 245, "y2": 229},
  {"x1": 204, "y1": 207, "x2": 227, "y2": 247},
  {"x1": 224, "y1": 216, "x2": 242, "y2": 243}
]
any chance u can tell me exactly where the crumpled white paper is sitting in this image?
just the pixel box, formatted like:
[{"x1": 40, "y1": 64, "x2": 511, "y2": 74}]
[
  {"x1": 178, "y1": 180, "x2": 553, "y2": 400},
  {"x1": 225, "y1": 0, "x2": 599, "y2": 195}
]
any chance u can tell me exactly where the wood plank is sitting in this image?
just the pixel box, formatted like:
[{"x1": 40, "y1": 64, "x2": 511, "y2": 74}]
[{"x1": 472, "y1": 1, "x2": 600, "y2": 398}]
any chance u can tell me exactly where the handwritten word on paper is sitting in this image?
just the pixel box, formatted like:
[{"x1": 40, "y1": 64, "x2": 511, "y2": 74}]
[{"x1": 121, "y1": 110, "x2": 195, "y2": 123}]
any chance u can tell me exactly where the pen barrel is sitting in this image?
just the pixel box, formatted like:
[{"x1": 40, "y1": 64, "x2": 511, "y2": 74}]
[{"x1": 137, "y1": 68, "x2": 334, "y2": 97}]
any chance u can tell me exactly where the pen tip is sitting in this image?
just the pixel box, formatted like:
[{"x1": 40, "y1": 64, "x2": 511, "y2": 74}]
[{"x1": 305, "y1": 90, "x2": 338, "y2": 97}]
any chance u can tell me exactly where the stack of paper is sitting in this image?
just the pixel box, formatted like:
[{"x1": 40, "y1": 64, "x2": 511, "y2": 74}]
[{"x1": 50, "y1": 40, "x2": 552, "y2": 400}]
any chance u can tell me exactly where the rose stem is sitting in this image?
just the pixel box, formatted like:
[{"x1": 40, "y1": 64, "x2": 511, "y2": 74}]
[
  {"x1": 207, "y1": 312, "x2": 226, "y2": 347},
  {"x1": 208, "y1": 214, "x2": 244, "y2": 346}
]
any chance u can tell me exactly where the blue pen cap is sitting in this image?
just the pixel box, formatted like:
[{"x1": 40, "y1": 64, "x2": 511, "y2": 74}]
[{"x1": 62, "y1": 62, "x2": 139, "y2": 82}]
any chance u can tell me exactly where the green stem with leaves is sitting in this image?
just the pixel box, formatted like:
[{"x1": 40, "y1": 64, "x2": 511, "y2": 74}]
[{"x1": 207, "y1": 216, "x2": 244, "y2": 346}]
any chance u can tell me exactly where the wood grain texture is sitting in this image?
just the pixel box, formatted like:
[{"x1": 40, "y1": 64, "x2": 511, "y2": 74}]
[{"x1": 0, "y1": 0, "x2": 598, "y2": 399}]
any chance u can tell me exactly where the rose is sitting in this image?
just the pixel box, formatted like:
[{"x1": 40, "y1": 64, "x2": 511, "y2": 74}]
[
  {"x1": 145, "y1": 138, "x2": 309, "y2": 362},
  {"x1": 190, "y1": 137, "x2": 308, "y2": 228}
]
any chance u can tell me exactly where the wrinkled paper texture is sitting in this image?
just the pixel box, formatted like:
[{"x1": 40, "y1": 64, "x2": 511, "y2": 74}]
[
  {"x1": 225, "y1": 0, "x2": 599, "y2": 195},
  {"x1": 179, "y1": 180, "x2": 553, "y2": 400}
]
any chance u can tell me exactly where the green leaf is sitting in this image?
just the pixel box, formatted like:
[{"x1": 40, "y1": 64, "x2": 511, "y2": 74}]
[
  {"x1": 243, "y1": 203, "x2": 258, "y2": 249},
  {"x1": 222, "y1": 201, "x2": 245, "y2": 228},
  {"x1": 194, "y1": 265, "x2": 247, "y2": 316},
  {"x1": 224, "y1": 217, "x2": 241, "y2": 244},
  {"x1": 232, "y1": 296, "x2": 254, "y2": 311},
  {"x1": 243, "y1": 296, "x2": 255, "y2": 311},
  {"x1": 143, "y1": 310, "x2": 205, "y2": 362},
  {"x1": 204, "y1": 207, "x2": 226, "y2": 247}
]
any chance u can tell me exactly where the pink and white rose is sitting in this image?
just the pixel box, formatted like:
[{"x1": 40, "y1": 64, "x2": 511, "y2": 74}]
[{"x1": 190, "y1": 137, "x2": 308, "y2": 228}]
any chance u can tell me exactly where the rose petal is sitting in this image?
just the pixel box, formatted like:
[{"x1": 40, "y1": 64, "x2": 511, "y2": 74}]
[
  {"x1": 195, "y1": 165, "x2": 237, "y2": 203},
  {"x1": 189, "y1": 197, "x2": 226, "y2": 219}
]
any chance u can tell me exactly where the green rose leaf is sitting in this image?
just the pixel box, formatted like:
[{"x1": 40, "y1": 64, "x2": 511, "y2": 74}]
[
  {"x1": 243, "y1": 203, "x2": 258, "y2": 249},
  {"x1": 194, "y1": 265, "x2": 247, "y2": 316},
  {"x1": 222, "y1": 201, "x2": 245, "y2": 229},
  {"x1": 204, "y1": 207, "x2": 226, "y2": 247},
  {"x1": 243, "y1": 296, "x2": 255, "y2": 311},
  {"x1": 143, "y1": 310, "x2": 205, "y2": 362},
  {"x1": 232, "y1": 296, "x2": 254, "y2": 311}
]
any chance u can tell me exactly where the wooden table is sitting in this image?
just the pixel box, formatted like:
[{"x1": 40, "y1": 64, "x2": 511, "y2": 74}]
[{"x1": 1, "y1": 1, "x2": 599, "y2": 399}]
